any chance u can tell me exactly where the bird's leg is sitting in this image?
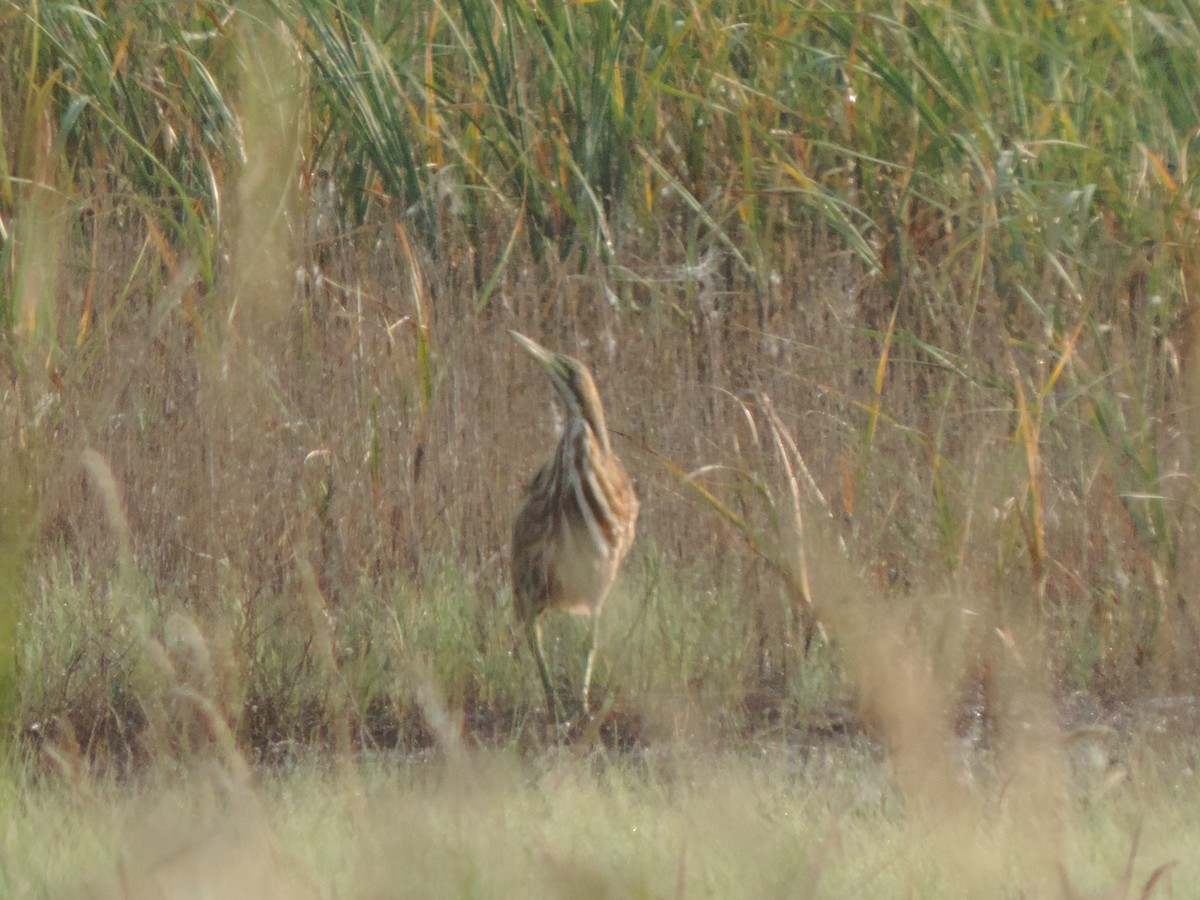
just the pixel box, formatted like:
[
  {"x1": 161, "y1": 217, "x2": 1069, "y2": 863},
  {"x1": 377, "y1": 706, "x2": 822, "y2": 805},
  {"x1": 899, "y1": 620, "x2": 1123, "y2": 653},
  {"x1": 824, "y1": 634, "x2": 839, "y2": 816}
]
[
  {"x1": 528, "y1": 617, "x2": 559, "y2": 726},
  {"x1": 581, "y1": 612, "x2": 602, "y2": 717}
]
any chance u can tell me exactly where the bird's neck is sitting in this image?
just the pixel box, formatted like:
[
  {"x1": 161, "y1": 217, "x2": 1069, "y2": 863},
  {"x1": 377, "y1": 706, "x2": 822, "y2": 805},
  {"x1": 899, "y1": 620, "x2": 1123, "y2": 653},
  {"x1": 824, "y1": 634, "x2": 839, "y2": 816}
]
[
  {"x1": 556, "y1": 418, "x2": 607, "y2": 483},
  {"x1": 580, "y1": 406, "x2": 611, "y2": 457}
]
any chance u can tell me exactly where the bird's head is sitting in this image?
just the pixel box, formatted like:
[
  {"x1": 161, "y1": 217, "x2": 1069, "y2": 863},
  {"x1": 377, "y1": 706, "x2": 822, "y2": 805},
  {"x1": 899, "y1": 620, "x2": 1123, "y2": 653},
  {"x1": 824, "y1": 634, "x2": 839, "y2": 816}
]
[{"x1": 510, "y1": 330, "x2": 610, "y2": 453}]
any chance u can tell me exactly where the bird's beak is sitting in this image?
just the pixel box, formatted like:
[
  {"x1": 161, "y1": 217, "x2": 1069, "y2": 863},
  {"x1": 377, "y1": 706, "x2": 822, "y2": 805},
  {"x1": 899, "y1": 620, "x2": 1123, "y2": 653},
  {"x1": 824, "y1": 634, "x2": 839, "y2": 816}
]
[{"x1": 510, "y1": 330, "x2": 560, "y2": 374}]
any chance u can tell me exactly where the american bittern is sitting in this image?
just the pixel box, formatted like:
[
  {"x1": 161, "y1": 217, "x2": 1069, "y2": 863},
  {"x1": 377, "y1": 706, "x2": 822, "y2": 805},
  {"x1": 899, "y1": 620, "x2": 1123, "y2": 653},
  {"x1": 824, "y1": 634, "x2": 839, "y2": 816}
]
[{"x1": 510, "y1": 331, "x2": 639, "y2": 723}]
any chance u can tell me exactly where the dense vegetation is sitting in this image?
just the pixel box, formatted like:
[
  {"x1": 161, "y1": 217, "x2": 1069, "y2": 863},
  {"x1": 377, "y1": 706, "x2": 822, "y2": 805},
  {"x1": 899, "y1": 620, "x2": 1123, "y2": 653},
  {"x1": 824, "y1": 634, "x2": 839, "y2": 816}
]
[{"x1": 1, "y1": 0, "x2": 1199, "y2": 766}]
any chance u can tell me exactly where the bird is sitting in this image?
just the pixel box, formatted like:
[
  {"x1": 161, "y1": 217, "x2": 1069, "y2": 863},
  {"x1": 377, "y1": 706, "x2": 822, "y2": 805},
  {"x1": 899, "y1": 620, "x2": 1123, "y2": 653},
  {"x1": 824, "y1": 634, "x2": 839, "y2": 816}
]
[{"x1": 509, "y1": 330, "x2": 639, "y2": 724}]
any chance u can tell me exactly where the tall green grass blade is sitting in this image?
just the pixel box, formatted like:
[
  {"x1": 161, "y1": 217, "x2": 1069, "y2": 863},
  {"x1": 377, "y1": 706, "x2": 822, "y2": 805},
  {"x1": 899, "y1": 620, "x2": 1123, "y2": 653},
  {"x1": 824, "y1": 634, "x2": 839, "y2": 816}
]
[{"x1": 292, "y1": 0, "x2": 434, "y2": 240}]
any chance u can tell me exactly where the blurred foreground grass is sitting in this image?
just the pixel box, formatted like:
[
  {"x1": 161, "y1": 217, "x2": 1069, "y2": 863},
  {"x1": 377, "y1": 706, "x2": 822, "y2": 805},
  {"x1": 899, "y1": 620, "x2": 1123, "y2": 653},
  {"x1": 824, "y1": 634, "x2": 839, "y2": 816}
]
[{"x1": 7, "y1": 740, "x2": 1196, "y2": 899}]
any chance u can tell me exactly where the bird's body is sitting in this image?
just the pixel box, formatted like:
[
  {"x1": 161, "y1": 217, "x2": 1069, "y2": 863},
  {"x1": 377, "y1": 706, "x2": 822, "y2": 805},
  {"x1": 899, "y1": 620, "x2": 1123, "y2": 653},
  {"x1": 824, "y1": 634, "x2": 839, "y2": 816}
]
[{"x1": 510, "y1": 331, "x2": 638, "y2": 723}]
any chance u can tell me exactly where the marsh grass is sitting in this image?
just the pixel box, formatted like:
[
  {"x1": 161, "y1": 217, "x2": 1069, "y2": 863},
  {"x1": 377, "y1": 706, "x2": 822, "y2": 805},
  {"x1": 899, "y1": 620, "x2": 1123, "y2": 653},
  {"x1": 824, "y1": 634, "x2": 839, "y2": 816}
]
[
  {"x1": 5, "y1": 738, "x2": 1197, "y2": 899},
  {"x1": 5, "y1": 0, "x2": 1198, "y2": 717},
  {"x1": 2, "y1": 0, "x2": 1200, "y2": 894}
]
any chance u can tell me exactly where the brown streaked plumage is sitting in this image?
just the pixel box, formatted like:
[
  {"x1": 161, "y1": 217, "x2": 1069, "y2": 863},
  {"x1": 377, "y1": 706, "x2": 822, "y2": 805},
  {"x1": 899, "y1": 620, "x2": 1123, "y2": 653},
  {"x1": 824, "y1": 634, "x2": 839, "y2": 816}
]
[{"x1": 510, "y1": 331, "x2": 638, "y2": 723}]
